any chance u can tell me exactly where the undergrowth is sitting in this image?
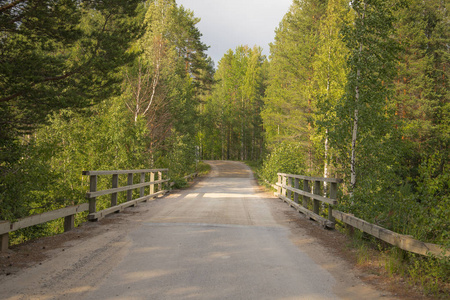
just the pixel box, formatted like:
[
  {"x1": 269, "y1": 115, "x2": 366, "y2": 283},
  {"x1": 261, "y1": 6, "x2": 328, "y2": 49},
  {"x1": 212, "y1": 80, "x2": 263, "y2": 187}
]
[{"x1": 341, "y1": 225, "x2": 450, "y2": 299}]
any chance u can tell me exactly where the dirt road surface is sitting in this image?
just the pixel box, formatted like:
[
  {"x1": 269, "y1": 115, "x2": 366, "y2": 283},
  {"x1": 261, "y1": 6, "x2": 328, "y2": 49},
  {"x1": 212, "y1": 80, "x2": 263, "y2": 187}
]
[{"x1": 0, "y1": 161, "x2": 399, "y2": 299}]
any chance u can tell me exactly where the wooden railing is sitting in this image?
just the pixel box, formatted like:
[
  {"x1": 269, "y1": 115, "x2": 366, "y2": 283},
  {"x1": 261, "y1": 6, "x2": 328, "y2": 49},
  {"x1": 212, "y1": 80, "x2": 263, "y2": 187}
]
[
  {"x1": 0, "y1": 204, "x2": 89, "y2": 252},
  {"x1": 271, "y1": 173, "x2": 449, "y2": 258},
  {"x1": 276, "y1": 173, "x2": 342, "y2": 229},
  {"x1": 332, "y1": 211, "x2": 449, "y2": 257},
  {"x1": 83, "y1": 169, "x2": 169, "y2": 221},
  {"x1": 0, "y1": 168, "x2": 176, "y2": 252}
]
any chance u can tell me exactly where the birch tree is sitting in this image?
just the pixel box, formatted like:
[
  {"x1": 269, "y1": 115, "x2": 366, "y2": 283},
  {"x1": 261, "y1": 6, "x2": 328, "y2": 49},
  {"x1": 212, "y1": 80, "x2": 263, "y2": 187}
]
[{"x1": 335, "y1": 0, "x2": 399, "y2": 200}]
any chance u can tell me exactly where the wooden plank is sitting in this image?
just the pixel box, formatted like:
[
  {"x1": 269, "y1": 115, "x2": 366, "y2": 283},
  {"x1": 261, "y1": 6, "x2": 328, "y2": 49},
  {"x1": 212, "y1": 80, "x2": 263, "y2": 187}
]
[
  {"x1": 158, "y1": 171, "x2": 163, "y2": 191},
  {"x1": 86, "y1": 179, "x2": 170, "y2": 198},
  {"x1": 64, "y1": 215, "x2": 75, "y2": 232},
  {"x1": 83, "y1": 169, "x2": 168, "y2": 176},
  {"x1": 302, "y1": 179, "x2": 310, "y2": 208},
  {"x1": 127, "y1": 173, "x2": 133, "y2": 202},
  {"x1": 282, "y1": 176, "x2": 287, "y2": 197},
  {"x1": 276, "y1": 183, "x2": 337, "y2": 205},
  {"x1": 111, "y1": 174, "x2": 118, "y2": 207},
  {"x1": 150, "y1": 172, "x2": 155, "y2": 195},
  {"x1": 0, "y1": 221, "x2": 11, "y2": 235},
  {"x1": 294, "y1": 178, "x2": 299, "y2": 204},
  {"x1": 89, "y1": 175, "x2": 97, "y2": 214},
  {"x1": 277, "y1": 175, "x2": 282, "y2": 195},
  {"x1": 140, "y1": 172, "x2": 145, "y2": 197},
  {"x1": 328, "y1": 182, "x2": 337, "y2": 223},
  {"x1": 313, "y1": 181, "x2": 321, "y2": 215},
  {"x1": 287, "y1": 177, "x2": 293, "y2": 199},
  {"x1": 279, "y1": 195, "x2": 334, "y2": 228},
  {"x1": 0, "y1": 233, "x2": 8, "y2": 252},
  {"x1": 88, "y1": 191, "x2": 167, "y2": 220},
  {"x1": 278, "y1": 173, "x2": 343, "y2": 183},
  {"x1": 332, "y1": 210, "x2": 449, "y2": 257},
  {"x1": 11, "y1": 203, "x2": 89, "y2": 231}
]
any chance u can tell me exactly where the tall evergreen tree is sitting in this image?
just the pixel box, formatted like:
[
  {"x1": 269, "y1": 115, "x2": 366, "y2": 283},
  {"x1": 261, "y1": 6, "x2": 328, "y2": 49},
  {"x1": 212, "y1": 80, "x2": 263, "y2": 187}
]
[
  {"x1": 201, "y1": 46, "x2": 265, "y2": 160},
  {"x1": 262, "y1": 0, "x2": 327, "y2": 173},
  {"x1": 0, "y1": 0, "x2": 141, "y2": 168}
]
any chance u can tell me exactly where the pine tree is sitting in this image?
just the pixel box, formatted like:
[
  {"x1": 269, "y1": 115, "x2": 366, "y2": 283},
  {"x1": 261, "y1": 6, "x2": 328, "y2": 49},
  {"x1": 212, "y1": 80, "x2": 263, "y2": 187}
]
[
  {"x1": 0, "y1": 0, "x2": 141, "y2": 168},
  {"x1": 262, "y1": 0, "x2": 327, "y2": 173},
  {"x1": 201, "y1": 46, "x2": 266, "y2": 160}
]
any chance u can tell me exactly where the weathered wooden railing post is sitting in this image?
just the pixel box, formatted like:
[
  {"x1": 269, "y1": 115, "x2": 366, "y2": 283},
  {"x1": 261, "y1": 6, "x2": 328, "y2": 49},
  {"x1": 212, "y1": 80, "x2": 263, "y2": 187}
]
[
  {"x1": 277, "y1": 174, "x2": 282, "y2": 195},
  {"x1": 287, "y1": 176, "x2": 292, "y2": 200},
  {"x1": 0, "y1": 222, "x2": 9, "y2": 252},
  {"x1": 150, "y1": 172, "x2": 155, "y2": 195},
  {"x1": 140, "y1": 172, "x2": 146, "y2": 200},
  {"x1": 0, "y1": 234, "x2": 8, "y2": 252},
  {"x1": 158, "y1": 171, "x2": 162, "y2": 191},
  {"x1": 294, "y1": 178, "x2": 299, "y2": 204},
  {"x1": 282, "y1": 175, "x2": 287, "y2": 197},
  {"x1": 127, "y1": 173, "x2": 133, "y2": 202},
  {"x1": 111, "y1": 174, "x2": 118, "y2": 207},
  {"x1": 329, "y1": 182, "x2": 337, "y2": 224},
  {"x1": 89, "y1": 175, "x2": 97, "y2": 217},
  {"x1": 313, "y1": 181, "x2": 321, "y2": 215},
  {"x1": 63, "y1": 214, "x2": 75, "y2": 232},
  {"x1": 302, "y1": 179, "x2": 310, "y2": 208}
]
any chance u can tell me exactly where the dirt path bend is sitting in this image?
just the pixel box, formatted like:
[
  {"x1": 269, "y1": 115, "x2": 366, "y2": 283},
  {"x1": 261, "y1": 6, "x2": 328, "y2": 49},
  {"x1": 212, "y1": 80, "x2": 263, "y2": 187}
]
[{"x1": 0, "y1": 161, "x2": 398, "y2": 300}]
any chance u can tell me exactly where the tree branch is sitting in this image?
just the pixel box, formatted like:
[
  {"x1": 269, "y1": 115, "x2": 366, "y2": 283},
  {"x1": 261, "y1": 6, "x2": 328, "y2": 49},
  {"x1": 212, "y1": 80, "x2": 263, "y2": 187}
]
[{"x1": 0, "y1": 0, "x2": 26, "y2": 14}]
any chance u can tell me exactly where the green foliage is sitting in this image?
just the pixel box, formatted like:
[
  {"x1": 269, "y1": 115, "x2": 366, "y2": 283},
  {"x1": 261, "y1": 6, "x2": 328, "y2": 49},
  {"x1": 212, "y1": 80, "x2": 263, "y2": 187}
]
[
  {"x1": 201, "y1": 45, "x2": 266, "y2": 161},
  {"x1": 0, "y1": 0, "x2": 213, "y2": 247},
  {"x1": 155, "y1": 131, "x2": 197, "y2": 179},
  {"x1": 0, "y1": 95, "x2": 150, "y2": 222},
  {"x1": 0, "y1": 0, "x2": 142, "y2": 168},
  {"x1": 261, "y1": 0, "x2": 449, "y2": 291},
  {"x1": 262, "y1": 0, "x2": 327, "y2": 175},
  {"x1": 196, "y1": 161, "x2": 211, "y2": 176},
  {"x1": 259, "y1": 142, "x2": 307, "y2": 184}
]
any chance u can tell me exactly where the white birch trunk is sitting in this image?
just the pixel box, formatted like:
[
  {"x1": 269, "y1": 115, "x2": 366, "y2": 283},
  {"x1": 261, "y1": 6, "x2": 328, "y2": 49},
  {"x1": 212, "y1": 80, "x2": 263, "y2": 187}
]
[{"x1": 350, "y1": 2, "x2": 366, "y2": 200}]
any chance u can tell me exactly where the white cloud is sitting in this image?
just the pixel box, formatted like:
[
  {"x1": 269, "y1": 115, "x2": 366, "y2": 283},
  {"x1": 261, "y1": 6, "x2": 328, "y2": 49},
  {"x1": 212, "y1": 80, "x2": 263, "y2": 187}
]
[{"x1": 176, "y1": 0, "x2": 292, "y2": 66}]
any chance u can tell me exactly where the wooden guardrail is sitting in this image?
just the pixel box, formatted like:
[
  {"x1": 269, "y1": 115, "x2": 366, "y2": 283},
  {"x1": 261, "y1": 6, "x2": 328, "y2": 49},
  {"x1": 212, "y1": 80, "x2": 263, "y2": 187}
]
[
  {"x1": 332, "y1": 211, "x2": 449, "y2": 257},
  {"x1": 83, "y1": 169, "x2": 170, "y2": 221},
  {"x1": 268, "y1": 173, "x2": 448, "y2": 257},
  {"x1": 276, "y1": 173, "x2": 342, "y2": 229},
  {"x1": 0, "y1": 168, "x2": 172, "y2": 252},
  {"x1": 0, "y1": 204, "x2": 89, "y2": 252}
]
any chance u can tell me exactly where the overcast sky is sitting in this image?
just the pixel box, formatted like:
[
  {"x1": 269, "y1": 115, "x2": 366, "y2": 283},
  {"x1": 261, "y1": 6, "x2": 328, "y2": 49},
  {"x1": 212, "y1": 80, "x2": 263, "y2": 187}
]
[{"x1": 176, "y1": 0, "x2": 293, "y2": 67}]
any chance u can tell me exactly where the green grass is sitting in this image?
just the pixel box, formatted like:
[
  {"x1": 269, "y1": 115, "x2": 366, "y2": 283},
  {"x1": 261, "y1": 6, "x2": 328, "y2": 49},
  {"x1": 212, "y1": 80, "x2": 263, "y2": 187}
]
[{"x1": 196, "y1": 161, "x2": 211, "y2": 176}]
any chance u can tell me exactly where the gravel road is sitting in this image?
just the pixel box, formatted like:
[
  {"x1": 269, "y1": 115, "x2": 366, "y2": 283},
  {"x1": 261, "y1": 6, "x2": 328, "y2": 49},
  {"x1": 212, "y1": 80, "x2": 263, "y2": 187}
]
[{"x1": 0, "y1": 160, "x2": 398, "y2": 300}]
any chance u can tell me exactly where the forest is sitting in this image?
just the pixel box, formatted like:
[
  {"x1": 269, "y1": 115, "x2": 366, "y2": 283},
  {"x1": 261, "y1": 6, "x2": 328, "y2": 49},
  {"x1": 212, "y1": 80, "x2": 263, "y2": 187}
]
[{"x1": 0, "y1": 0, "x2": 448, "y2": 293}]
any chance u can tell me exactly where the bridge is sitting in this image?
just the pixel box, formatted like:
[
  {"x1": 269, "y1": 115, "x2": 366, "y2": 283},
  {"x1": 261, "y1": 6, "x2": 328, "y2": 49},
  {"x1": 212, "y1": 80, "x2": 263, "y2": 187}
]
[{"x1": 0, "y1": 161, "x2": 427, "y2": 299}]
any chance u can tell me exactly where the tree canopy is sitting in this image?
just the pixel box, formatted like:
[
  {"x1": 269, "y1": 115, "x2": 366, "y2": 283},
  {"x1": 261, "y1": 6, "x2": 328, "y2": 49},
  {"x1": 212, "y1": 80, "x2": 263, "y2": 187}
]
[{"x1": 0, "y1": 0, "x2": 142, "y2": 167}]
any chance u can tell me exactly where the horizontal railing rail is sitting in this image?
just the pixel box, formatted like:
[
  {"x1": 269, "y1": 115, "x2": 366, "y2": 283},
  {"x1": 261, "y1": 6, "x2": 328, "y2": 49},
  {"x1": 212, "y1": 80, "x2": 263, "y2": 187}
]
[
  {"x1": 82, "y1": 169, "x2": 168, "y2": 176},
  {"x1": 332, "y1": 211, "x2": 449, "y2": 257},
  {"x1": 277, "y1": 173, "x2": 343, "y2": 183}
]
